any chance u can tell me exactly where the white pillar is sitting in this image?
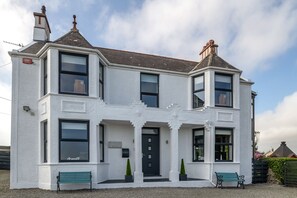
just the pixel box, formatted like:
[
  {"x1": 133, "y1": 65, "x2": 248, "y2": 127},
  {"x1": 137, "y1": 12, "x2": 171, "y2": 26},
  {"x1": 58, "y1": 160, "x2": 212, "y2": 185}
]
[
  {"x1": 168, "y1": 123, "x2": 181, "y2": 182},
  {"x1": 132, "y1": 121, "x2": 145, "y2": 183}
]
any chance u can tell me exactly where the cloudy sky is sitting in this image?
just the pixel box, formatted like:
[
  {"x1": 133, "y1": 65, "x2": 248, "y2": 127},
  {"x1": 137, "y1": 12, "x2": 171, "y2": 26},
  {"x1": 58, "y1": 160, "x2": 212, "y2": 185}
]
[{"x1": 1, "y1": 0, "x2": 297, "y2": 153}]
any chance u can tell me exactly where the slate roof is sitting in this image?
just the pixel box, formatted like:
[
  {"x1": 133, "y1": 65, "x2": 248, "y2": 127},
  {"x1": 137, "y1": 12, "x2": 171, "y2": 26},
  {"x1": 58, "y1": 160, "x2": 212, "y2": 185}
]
[
  {"x1": 54, "y1": 31, "x2": 93, "y2": 48},
  {"x1": 21, "y1": 42, "x2": 47, "y2": 54},
  {"x1": 20, "y1": 29, "x2": 240, "y2": 73},
  {"x1": 192, "y1": 53, "x2": 240, "y2": 72},
  {"x1": 270, "y1": 142, "x2": 297, "y2": 158},
  {"x1": 96, "y1": 47, "x2": 197, "y2": 73}
]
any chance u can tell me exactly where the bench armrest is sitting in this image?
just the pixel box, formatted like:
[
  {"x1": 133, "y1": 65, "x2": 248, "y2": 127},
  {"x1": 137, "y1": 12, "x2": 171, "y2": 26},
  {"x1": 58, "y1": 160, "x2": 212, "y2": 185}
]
[{"x1": 239, "y1": 175, "x2": 245, "y2": 180}]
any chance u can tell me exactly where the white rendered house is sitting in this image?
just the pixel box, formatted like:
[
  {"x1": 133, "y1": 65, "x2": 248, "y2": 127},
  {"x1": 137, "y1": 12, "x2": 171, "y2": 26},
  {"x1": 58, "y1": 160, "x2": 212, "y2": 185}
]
[{"x1": 10, "y1": 6, "x2": 254, "y2": 190}]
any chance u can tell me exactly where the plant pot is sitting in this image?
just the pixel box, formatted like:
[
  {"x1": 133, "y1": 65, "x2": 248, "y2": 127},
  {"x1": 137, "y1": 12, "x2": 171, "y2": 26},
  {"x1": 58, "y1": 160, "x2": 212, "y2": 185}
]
[
  {"x1": 125, "y1": 175, "x2": 133, "y2": 182},
  {"x1": 179, "y1": 174, "x2": 187, "y2": 181}
]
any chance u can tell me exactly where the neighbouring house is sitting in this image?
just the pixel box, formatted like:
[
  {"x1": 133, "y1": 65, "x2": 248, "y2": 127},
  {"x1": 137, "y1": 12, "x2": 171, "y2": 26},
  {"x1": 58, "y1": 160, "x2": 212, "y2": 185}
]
[
  {"x1": 269, "y1": 142, "x2": 297, "y2": 158},
  {"x1": 9, "y1": 6, "x2": 254, "y2": 190}
]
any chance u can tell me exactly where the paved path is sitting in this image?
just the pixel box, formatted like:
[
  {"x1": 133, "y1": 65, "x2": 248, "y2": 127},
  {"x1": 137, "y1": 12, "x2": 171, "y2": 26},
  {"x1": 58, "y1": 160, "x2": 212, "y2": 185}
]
[{"x1": 1, "y1": 170, "x2": 297, "y2": 198}]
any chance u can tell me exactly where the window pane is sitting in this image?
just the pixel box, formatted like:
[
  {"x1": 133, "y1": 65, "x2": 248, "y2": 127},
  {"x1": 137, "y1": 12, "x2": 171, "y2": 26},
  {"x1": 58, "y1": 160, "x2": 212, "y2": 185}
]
[
  {"x1": 99, "y1": 64, "x2": 104, "y2": 81},
  {"x1": 60, "y1": 74, "x2": 88, "y2": 94},
  {"x1": 215, "y1": 75, "x2": 232, "y2": 90},
  {"x1": 215, "y1": 145, "x2": 233, "y2": 161},
  {"x1": 194, "y1": 76, "x2": 203, "y2": 91},
  {"x1": 194, "y1": 130, "x2": 204, "y2": 144},
  {"x1": 99, "y1": 82, "x2": 103, "y2": 98},
  {"x1": 61, "y1": 122, "x2": 88, "y2": 140},
  {"x1": 142, "y1": 128, "x2": 158, "y2": 134},
  {"x1": 60, "y1": 141, "x2": 88, "y2": 161},
  {"x1": 141, "y1": 74, "x2": 158, "y2": 93},
  {"x1": 215, "y1": 91, "x2": 232, "y2": 106},
  {"x1": 194, "y1": 145, "x2": 204, "y2": 161},
  {"x1": 61, "y1": 54, "x2": 87, "y2": 73},
  {"x1": 141, "y1": 94, "x2": 158, "y2": 107},
  {"x1": 141, "y1": 81, "x2": 158, "y2": 93},
  {"x1": 194, "y1": 91, "x2": 205, "y2": 108}
]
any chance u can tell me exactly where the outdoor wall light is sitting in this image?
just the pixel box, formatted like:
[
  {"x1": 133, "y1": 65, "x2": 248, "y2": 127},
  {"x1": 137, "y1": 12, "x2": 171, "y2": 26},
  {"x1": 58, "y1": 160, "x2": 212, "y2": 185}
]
[
  {"x1": 23, "y1": 105, "x2": 35, "y2": 116},
  {"x1": 23, "y1": 106, "x2": 31, "y2": 112}
]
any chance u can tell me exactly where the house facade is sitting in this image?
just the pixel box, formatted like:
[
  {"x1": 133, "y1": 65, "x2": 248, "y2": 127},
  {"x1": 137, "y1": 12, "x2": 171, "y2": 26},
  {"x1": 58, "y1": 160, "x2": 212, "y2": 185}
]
[{"x1": 10, "y1": 6, "x2": 254, "y2": 190}]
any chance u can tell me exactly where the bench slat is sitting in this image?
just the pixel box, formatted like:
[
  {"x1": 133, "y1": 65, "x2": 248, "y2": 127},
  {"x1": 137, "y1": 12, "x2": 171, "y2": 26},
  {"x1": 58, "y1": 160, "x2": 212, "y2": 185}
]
[{"x1": 57, "y1": 171, "x2": 92, "y2": 192}]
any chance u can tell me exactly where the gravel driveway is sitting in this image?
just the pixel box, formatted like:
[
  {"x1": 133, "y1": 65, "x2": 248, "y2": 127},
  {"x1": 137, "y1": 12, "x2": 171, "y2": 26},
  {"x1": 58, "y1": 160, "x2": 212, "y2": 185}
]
[{"x1": 1, "y1": 170, "x2": 297, "y2": 198}]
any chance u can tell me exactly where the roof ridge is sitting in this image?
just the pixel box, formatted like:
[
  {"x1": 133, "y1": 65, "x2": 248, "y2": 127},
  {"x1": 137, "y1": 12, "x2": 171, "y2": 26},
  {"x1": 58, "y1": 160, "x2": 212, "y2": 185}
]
[{"x1": 96, "y1": 46, "x2": 198, "y2": 64}]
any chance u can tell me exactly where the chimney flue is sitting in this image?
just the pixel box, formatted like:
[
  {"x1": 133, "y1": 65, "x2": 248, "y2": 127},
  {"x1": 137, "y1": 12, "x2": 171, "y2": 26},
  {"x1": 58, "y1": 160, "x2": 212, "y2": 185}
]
[{"x1": 199, "y1": 39, "x2": 218, "y2": 60}]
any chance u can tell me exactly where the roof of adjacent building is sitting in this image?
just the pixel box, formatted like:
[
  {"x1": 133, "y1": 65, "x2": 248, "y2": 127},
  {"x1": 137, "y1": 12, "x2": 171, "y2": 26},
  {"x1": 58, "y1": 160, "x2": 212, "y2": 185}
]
[
  {"x1": 20, "y1": 30, "x2": 240, "y2": 73},
  {"x1": 270, "y1": 142, "x2": 297, "y2": 158}
]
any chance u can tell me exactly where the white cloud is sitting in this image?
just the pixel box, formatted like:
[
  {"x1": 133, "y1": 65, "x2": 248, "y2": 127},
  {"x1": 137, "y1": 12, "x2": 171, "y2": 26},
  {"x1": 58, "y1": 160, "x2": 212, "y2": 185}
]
[
  {"x1": 256, "y1": 92, "x2": 297, "y2": 153},
  {"x1": 0, "y1": 1, "x2": 34, "y2": 146},
  {"x1": 99, "y1": 0, "x2": 297, "y2": 73}
]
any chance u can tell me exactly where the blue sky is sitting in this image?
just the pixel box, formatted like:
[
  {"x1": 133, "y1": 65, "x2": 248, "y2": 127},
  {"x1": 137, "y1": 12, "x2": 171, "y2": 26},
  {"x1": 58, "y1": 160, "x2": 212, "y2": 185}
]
[{"x1": 1, "y1": 0, "x2": 297, "y2": 153}]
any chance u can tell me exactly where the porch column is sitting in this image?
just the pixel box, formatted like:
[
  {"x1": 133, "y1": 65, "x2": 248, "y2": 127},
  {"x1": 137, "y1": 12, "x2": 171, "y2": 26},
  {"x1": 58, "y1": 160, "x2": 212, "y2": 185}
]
[
  {"x1": 132, "y1": 121, "x2": 145, "y2": 183},
  {"x1": 168, "y1": 123, "x2": 181, "y2": 182}
]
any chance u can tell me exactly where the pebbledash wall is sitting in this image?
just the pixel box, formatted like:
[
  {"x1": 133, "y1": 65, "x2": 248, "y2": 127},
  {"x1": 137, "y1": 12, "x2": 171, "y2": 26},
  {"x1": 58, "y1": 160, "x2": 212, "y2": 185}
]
[{"x1": 10, "y1": 6, "x2": 254, "y2": 190}]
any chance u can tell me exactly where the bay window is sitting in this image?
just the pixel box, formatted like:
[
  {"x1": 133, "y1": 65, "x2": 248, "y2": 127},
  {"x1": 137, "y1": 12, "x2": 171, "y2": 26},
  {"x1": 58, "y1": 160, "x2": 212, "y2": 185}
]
[
  {"x1": 193, "y1": 74, "x2": 204, "y2": 108},
  {"x1": 193, "y1": 128, "x2": 204, "y2": 161},
  {"x1": 215, "y1": 128, "x2": 233, "y2": 161},
  {"x1": 215, "y1": 73, "x2": 232, "y2": 107},
  {"x1": 59, "y1": 53, "x2": 88, "y2": 95},
  {"x1": 59, "y1": 120, "x2": 89, "y2": 162}
]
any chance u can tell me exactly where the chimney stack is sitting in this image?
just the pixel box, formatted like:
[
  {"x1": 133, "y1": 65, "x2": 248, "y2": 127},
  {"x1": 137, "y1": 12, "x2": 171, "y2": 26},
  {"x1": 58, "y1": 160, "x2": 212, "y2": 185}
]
[
  {"x1": 199, "y1": 39, "x2": 218, "y2": 60},
  {"x1": 281, "y1": 141, "x2": 286, "y2": 146},
  {"x1": 33, "y1": 5, "x2": 51, "y2": 41}
]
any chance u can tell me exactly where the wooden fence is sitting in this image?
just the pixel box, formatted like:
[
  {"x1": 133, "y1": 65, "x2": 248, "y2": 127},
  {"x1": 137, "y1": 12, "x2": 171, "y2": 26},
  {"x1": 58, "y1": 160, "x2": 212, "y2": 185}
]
[
  {"x1": 284, "y1": 161, "x2": 297, "y2": 187},
  {"x1": 0, "y1": 146, "x2": 10, "y2": 170},
  {"x1": 252, "y1": 160, "x2": 268, "y2": 183}
]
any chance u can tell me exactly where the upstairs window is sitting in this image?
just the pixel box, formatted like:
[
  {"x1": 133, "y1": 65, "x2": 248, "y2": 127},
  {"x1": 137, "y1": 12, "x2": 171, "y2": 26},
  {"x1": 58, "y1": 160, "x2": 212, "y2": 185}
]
[
  {"x1": 99, "y1": 63, "x2": 104, "y2": 99},
  {"x1": 193, "y1": 74, "x2": 204, "y2": 108},
  {"x1": 215, "y1": 128, "x2": 233, "y2": 162},
  {"x1": 215, "y1": 73, "x2": 232, "y2": 107},
  {"x1": 59, "y1": 53, "x2": 88, "y2": 95},
  {"x1": 43, "y1": 57, "x2": 48, "y2": 95},
  {"x1": 140, "y1": 73, "x2": 159, "y2": 107},
  {"x1": 193, "y1": 128, "x2": 204, "y2": 161}
]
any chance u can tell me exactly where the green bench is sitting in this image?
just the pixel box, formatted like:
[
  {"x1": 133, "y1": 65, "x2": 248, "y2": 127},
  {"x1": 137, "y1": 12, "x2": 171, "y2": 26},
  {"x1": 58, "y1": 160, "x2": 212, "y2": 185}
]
[
  {"x1": 215, "y1": 172, "x2": 245, "y2": 189},
  {"x1": 56, "y1": 171, "x2": 92, "y2": 192}
]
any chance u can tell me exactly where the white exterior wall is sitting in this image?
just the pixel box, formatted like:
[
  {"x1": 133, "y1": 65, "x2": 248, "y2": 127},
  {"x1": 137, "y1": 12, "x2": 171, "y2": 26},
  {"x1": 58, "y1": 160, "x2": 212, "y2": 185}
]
[
  {"x1": 240, "y1": 82, "x2": 253, "y2": 184},
  {"x1": 10, "y1": 44, "x2": 253, "y2": 189},
  {"x1": 10, "y1": 55, "x2": 40, "y2": 188}
]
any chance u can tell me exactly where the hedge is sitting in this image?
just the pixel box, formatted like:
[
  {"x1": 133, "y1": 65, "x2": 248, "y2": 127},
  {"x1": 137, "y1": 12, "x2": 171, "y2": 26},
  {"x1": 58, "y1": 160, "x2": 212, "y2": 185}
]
[{"x1": 264, "y1": 158, "x2": 297, "y2": 184}]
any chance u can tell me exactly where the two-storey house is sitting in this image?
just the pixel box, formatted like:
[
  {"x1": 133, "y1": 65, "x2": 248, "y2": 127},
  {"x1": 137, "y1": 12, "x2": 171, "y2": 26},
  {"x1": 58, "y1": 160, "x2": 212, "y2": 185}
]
[{"x1": 9, "y1": 6, "x2": 254, "y2": 190}]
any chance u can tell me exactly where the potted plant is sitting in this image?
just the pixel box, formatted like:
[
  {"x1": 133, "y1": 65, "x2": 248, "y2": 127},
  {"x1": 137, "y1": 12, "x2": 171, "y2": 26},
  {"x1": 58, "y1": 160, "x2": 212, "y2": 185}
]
[
  {"x1": 125, "y1": 158, "x2": 133, "y2": 182},
  {"x1": 179, "y1": 158, "x2": 187, "y2": 181}
]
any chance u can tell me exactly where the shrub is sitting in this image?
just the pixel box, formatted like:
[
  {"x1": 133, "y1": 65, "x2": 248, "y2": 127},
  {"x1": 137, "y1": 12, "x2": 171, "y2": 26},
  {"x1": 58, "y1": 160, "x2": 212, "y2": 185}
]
[
  {"x1": 264, "y1": 157, "x2": 297, "y2": 184},
  {"x1": 180, "y1": 159, "x2": 186, "y2": 175},
  {"x1": 126, "y1": 158, "x2": 132, "y2": 176}
]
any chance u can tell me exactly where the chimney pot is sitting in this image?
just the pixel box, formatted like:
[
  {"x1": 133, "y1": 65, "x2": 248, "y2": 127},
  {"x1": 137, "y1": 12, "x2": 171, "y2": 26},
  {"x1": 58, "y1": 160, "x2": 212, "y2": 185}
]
[{"x1": 41, "y1": 5, "x2": 46, "y2": 15}]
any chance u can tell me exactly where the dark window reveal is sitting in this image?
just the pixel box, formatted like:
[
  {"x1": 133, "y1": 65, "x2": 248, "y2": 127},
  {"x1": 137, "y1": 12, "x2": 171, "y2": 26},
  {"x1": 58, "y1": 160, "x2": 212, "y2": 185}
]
[
  {"x1": 43, "y1": 57, "x2": 48, "y2": 95},
  {"x1": 99, "y1": 124, "x2": 104, "y2": 162},
  {"x1": 43, "y1": 121, "x2": 48, "y2": 163},
  {"x1": 99, "y1": 63, "x2": 104, "y2": 99}
]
